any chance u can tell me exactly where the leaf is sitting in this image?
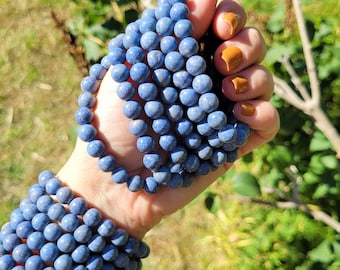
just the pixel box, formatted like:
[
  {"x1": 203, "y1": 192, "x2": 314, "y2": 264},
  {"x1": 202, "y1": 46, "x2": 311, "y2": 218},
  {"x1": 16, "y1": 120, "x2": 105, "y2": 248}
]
[
  {"x1": 320, "y1": 155, "x2": 338, "y2": 170},
  {"x1": 83, "y1": 39, "x2": 102, "y2": 62},
  {"x1": 310, "y1": 131, "x2": 333, "y2": 152},
  {"x1": 204, "y1": 192, "x2": 220, "y2": 214},
  {"x1": 232, "y1": 173, "x2": 261, "y2": 198},
  {"x1": 308, "y1": 240, "x2": 335, "y2": 264},
  {"x1": 313, "y1": 183, "x2": 330, "y2": 199}
]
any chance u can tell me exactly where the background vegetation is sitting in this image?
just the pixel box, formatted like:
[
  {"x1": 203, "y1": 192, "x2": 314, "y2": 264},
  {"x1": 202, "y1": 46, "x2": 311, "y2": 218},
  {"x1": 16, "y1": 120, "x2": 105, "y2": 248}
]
[{"x1": 1, "y1": 0, "x2": 339, "y2": 269}]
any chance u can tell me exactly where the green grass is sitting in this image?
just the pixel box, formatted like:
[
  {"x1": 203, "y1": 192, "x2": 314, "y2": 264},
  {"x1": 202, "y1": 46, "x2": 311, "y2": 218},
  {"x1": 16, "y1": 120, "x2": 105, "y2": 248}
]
[{"x1": 1, "y1": 1, "x2": 339, "y2": 269}]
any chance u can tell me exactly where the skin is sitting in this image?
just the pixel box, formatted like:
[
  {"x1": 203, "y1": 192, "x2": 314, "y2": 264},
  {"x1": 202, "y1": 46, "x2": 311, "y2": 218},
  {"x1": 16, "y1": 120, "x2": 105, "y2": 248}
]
[{"x1": 57, "y1": 0, "x2": 280, "y2": 240}]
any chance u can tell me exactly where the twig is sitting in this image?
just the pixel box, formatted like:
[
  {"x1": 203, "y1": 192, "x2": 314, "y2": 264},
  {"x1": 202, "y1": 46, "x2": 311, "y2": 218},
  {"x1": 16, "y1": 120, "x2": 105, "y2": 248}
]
[{"x1": 225, "y1": 194, "x2": 340, "y2": 233}]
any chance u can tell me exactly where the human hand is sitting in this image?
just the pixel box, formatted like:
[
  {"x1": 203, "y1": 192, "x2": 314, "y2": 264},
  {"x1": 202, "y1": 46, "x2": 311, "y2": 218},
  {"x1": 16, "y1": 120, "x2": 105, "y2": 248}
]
[{"x1": 58, "y1": 0, "x2": 280, "y2": 240}]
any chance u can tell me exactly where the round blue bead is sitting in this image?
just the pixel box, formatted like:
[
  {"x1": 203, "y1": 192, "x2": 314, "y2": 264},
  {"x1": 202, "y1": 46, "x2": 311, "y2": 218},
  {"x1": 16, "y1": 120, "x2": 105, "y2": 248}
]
[
  {"x1": 78, "y1": 91, "x2": 96, "y2": 108},
  {"x1": 178, "y1": 37, "x2": 199, "y2": 58},
  {"x1": 97, "y1": 219, "x2": 116, "y2": 238},
  {"x1": 136, "y1": 241, "x2": 151, "y2": 258},
  {"x1": 89, "y1": 63, "x2": 107, "y2": 80},
  {"x1": 160, "y1": 36, "x2": 178, "y2": 54},
  {"x1": 183, "y1": 154, "x2": 200, "y2": 173},
  {"x1": 218, "y1": 124, "x2": 237, "y2": 143},
  {"x1": 147, "y1": 50, "x2": 164, "y2": 69},
  {"x1": 16, "y1": 221, "x2": 33, "y2": 239},
  {"x1": 98, "y1": 155, "x2": 116, "y2": 172},
  {"x1": 140, "y1": 31, "x2": 159, "y2": 51},
  {"x1": 153, "y1": 68, "x2": 171, "y2": 87},
  {"x1": 164, "y1": 51, "x2": 185, "y2": 72},
  {"x1": 138, "y1": 82, "x2": 158, "y2": 101},
  {"x1": 222, "y1": 142, "x2": 237, "y2": 152},
  {"x1": 10, "y1": 211, "x2": 24, "y2": 230},
  {"x1": 83, "y1": 208, "x2": 102, "y2": 227},
  {"x1": 130, "y1": 63, "x2": 150, "y2": 83},
  {"x1": 138, "y1": 16, "x2": 156, "y2": 33},
  {"x1": 57, "y1": 233, "x2": 76, "y2": 253},
  {"x1": 124, "y1": 237, "x2": 140, "y2": 255},
  {"x1": 155, "y1": 3, "x2": 171, "y2": 19},
  {"x1": 187, "y1": 106, "x2": 206, "y2": 123},
  {"x1": 22, "y1": 203, "x2": 38, "y2": 220},
  {"x1": 45, "y1": 177, "x2": 62, "y2": 195},
  {"x1": 185, "y1": 132, "x2": 202, "y2": 149},
  {"x1": 43, "y1": 223, "x2": 62, "y2": 242},
  {"x1": 136, "y1": 135, "x2": 156, "y2": 153},
  {"x1": 129, "y1": 119, "x2": 148, "y2": 136},
  {"x1": 38, "y1": 170, "x2": 54, "y2": 188},
  {"x1": 54, "y1": 254, "x2": 73, "y2": 270},
  {"x1": 173, "y1": 70, "x2": 192, "y2": 89},
  {"x1": 47, "y1": 203, "x2": 67, "y2": 221},
  {"x1": 174, "y1": 19, "x2": 192, "y2": 38},
  {"x1": 116, "y1": 81, "x2": 135, "y2": 100},
  {"x1": 71, "y1": 245, "x2": 90, "y2": 264},
  {"x1": 166, "y1": 104, "x2": 183, "y2": 122},
  {"x1": 78, "y1": 124, "x2": 97, "y2": 142},
  {"x1": 168, "y1": 162, "x2": 183, "y2": 173},
  {"x1": 31, "y1": 213, "x2": 50, "y2": 231},
  {"x1": 105, "y1": 47, "x2": 126, "y2": 65},
  {"x1": 208, "y1": 131, "x2": 224, "y2": 148},
  {"x1": 169, "y1": 146, "x2": 187, "y2": 163},
  {"x1": 192, "y1": 74, "x2": 213, "y2": 94},
  {"x1": 175, "y1": 118, "x2": 193, "y2": 137},
  {"x1": 211, "y1": 149, "x2": 228, "y2": 166},
  {"x1": 12, "y1": 244, "x2": 31, "y2": 263},
  {"x1": 161, "y1": 86, "x2": 178, "y2": 104},
  {"x1": 111, "y1": 167, "x2": 129, "y2": 184},
  {"x1": 74, "y1": 224, "x2": 93, "y2": 244},
  {"x1": 143, "y1": 153, "x2": 163, "y2": 170},
  {"x1": 88, "y1": 234, "x2": 106, "y2": 253},
  {"x1": 182, "y1": 172, "x2": 195, "y2": 187},
  {"x1": 153, "y1": 166, "x2": 171, "y2": 184},
  {"x1": 127, "y1": 175, "x2": 144, "y2": 192},
  {"x1": 25, "y1": 255, "x2": 44, "y2": 270},
  {"x1": 199, "y1": 92, "x2": 219, "y2": 113},
  {"x1": 111, "y1": 228, "x2": 128, "y2": 246},
  {"x1": 226, "y1": 150, "x2": 238, "y2": 163},
  {"x1": 156, "y1": 17, "x2": 174, "y2": 36},
  {"x1": 207, "y1": 111, "x2": 227, "y2": 129},
  {"x1": 111, "y1": 63, "x2": 129, "y2": 83},
  {"x1": 29, "y1": 184, "x2": 45, "y2": 203},
  {"x1": 125, "y1": 21, "x2": 140, "y2": 34},
  {"x1": 235, "y1": 128, "x2": 248, "y2": 147},
  {"x1": 196, "y1": 161, "x2": 212, "y2": 175},
  {"x1": 19, "y1": 197, "x2": 31, "y2": 212},
  {"x1": 74, "y1": 107, "x2": 93, "y2": 125},
  {"x1": 108, "y1": 34, "x2": 124, "y2": 51},
  {"x1": 69, "y1": 197, "x2": 88, "y2": 215},
  {"x1": 197, "y1": 120, "x2": 214, "y2": 136},
  {"x1": 0, "y1": 254, "x2": 16, "y2": 269},
  {"x1": 126, "y1": 46, "x2": 144, "y2": 65},
  {"x1": 186, "y1": 55, "x2": 206, "y2": 76},
  {"x1": 86, "y1": 255, "x2": 104, "y2": 270},
  {"x1": 144, "y1": 100, "x2": 164, "y2": 119},
  {"x1": 170, "y1": 2, "x2": 189, "y2": 21},
  {"x1": 87, "y1": 140, "x2": 105, "y2": 157},
  {"x1": 2, "y1": 233, "x2": 21, "y2": 252},
  {"x1": 159, "y1": 134, "x2": 177, "y2": 151},
  {"x1": 56, "y1": 186, "x2": 74, "y2": 204},
  {"x1": 81, "y1": 76, "x2": 99, "y2": 93},
  {"x1": 61, "y1": 214, "x2": 80, "y2": 233},
  {"x1": 152, "y1": 117, "x2": 170, "y2": 135},
  {"x1": 123, "y1": 100, "x2": 142, "y2": 119},
  {"x1": 27, "y1": 231, "x2": 45, "y2": 250},
  {"x1": 102, "y1": 244, "x2": 118, "y2": 262},
  {"x1": 196, "y1": 144, "x2": 213, "y2": 160},
  {"x1": 40, "y1": 242, "x2": 60, "y2": 262},
  {"x1": 123, "y1": 31, "x2": 141, "y2": 49},
  {"x1": 179, "y1": 88, "x2": 199, "y2": 106},
  {"x1": 166, "y1": 173, "x2": 183, "y2": 189}
]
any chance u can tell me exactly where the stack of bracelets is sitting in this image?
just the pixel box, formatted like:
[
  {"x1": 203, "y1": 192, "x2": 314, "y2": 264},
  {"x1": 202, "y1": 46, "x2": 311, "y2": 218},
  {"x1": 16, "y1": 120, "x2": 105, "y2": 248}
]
[{"x1": 0, "y1": 0, "x2": 251, "y2": 268}]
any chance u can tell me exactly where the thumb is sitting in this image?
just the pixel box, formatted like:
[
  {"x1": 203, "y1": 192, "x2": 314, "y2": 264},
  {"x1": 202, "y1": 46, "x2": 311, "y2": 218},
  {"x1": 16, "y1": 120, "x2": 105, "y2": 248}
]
[{"x1": 187, "y1": 0, "x2": 218, "y2": 38}]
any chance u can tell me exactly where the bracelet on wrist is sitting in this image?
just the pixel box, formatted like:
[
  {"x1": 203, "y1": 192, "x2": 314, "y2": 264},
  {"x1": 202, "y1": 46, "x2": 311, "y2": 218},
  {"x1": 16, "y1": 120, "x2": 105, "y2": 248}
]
[{"x1": 0, "y1": 170, "x2": 150, "y2": 270}]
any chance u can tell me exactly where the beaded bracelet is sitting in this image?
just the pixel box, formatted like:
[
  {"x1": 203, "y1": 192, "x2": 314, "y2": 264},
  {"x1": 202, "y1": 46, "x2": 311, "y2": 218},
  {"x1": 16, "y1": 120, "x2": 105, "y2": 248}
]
[{"x1": 0, "y1": 170, "x2": 150, "y2": 270}]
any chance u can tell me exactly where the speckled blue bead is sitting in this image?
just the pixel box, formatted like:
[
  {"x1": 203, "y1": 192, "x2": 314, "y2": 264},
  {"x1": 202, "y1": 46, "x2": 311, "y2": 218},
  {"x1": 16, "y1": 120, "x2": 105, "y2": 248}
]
[
  {"x1": 47, "y1": 203, "x2": 67, "y2": 221},
  {"x1": 179, "y1": 88, "x2": 199, "y2": 106},
  {"x1": 25, "y1": 255, "x2": 44, "y2": 270},
  {"x1": 78, "y1": 124, "x2": 97, "y2": 142},
  {"x1": 87, "y1": 140, "x2": 105, "y2": 157},
  {"x1": 226, "y1": 150, "x2": 238, "y2": 163},
  {"x1": 111, "y1": 228, "x2": 128, "y2": 247},
  {"x1": 208, "y1": 131, "x2": 224, "y2": 148},
  {"x1": 166, "y1": 104, "x2": 184, "y2": 122},
  {"x1": 199, "y1": 92, "x2": 219, "y2": 113},
  {"x1": 69, "y1": 197, "x2": 88, "y2": 215},
  {"x1": 12, "y1": 243, "x2": 31, "y2": 263},
  {"x1": 160, "y1": 35, "x2": 178, "y2": 54},
  {"x1": 164, "y1": 51, "x2": 185, "y2": 72},
  {"x1": 175, "y1": 118, "x2": 193, "y2": 137},
  {"x1": 111, "y1": 64, "x2": 130, "y2": 83},
  {"x1": 169, "y1": 146, "x2": 187, "y2": 164},
  {"x1": 187, "y1": 106, "x2": 206, "y2": 123},
  {"x1": 83, "y1": 208, "x2": 102, "y2": 227},
  {"x1": 88, "y1": 234, "x2": 106, "y2": 253},
  {"x1": 116, "y1": 81, "x2": 135, "y2": 101},
  {"x1": 102, "y1": 244, "x2": 118, "y2": 262},
  {"x1": 138, "y1": 82, "x2": 158, "y2": 101},
  {"x1": 186, "y1": 55, "x2": 206, "y2": 76},
  {"x1": 71, "y1": 245, "x2": 90, "y2": 264},
  {"x1": 152, "y1": 117, "x2": 170, "y2": 135},
  {"x1": 138, "y1": 16, "x2": 156, "y2": 33},
  {"x1": 123, "y1": 31, "x2": 141, "y2": 49},
  {"x1": 155, "y1": 3, "x2": 171, "y2": 19},
  {"x1": 89, "y1": 63, "x2": 107, "y2": 80},
  {"x1": 108, "y1": 34, "x2": 125, "y2": 51},
  {"x1": 57, "y1": 233, "x2": 76, "y2": 253},
  {"x1": 114, "y1": 252, "x2": 130, "y2": 268},
  {"x1": 144, "y1": 100, "x2": 164, "y2": 119},
  {"x1": 19, "y1": 197, "x2": 31, "y2": 212},
  {"x1": 235, "y1": 128, "x2": 248, "y2": 147},
  {"x1": 54, "y1": 254, "x2": 73, "y2": 270},
  {"x1": 22, "y1": 203, "x2": 38, "y2": 221},
  {"x1": 127, "y1": 175, "x2": 144, "y2": 192},
  {"x1": 170, "y1": 2, "x2": 189, "y2": 21},
  {"x1": 43, "y1": 223, "x2": 62, "y2": 242},
  {"x1": 31, "y1": 213, "x2": 50, "y2": 231},
  {"x1": 218, "y1": 124, "x2": 237, "y2": 143},
  {"x1": 159, "y1": 134, "x2": 177, "y2": 151},
  {"x1": 105, "y1": 47, "x2": 126, "y2": 65},
  {"x1": 153, "y1": 166, "x2": 171, "y2": 184},
  {"x1": 81, "y1": 76, "x2": 99, "y2": 93},
  {"x1": 77, "y1": 92, "x2": 96, "y2": 108},
  {"x1": 45, "y1": 177, "x2": 62, "y2": 195},
  {"x1": 143, "y1": 153, "x2": 163, "y2": 170},
  {"x1": 61, "y1": 214, "x2": 80, "y2": 233},
  {"x1": 184, "y1": 132, "x2": 202, "y2": 149},
  {"x1": 161, "y1": 86, "x2": 178, "y2": 104},
  {"x1": 136, "y1": 135, "x2": 156, "y2": 153},
  {"x1": 0, "y1": 254, "x2": 16, "y2": 269},
  {"x1": 86, "y1": 255, "x2": 104, "y2": 270},
  {"x1": 10, "y1": 211, "x2": 25, "y2": 230},
  {"x1": 207, "y1": 111, "x2": 227, "y2": 129},
  {"x1": 147, "y1": 50, "x2": 164, "y2": 69},
  {"x1": 129, "y1": 119, "x2": 148, "y2": 136},
  {"x1": 111, "y1": 167, "x2": 129, "y2": 184},
  {"x1": 141, "y1": 7, "x2": 155, "y2": 19},
  {"x1": 184, "y1": 155, "x2": 200, "y2": 173},
  {"x1": 38, "y1": 170, "x2": 54, "y2": 188},
  {"x1": 153, "y1": 68, "x2": 171, "y2": 87},
  {"x1": 140, "y1": 31, "x2": 160, "y2": 51},
  {"x1": 211, "y1": 149, "x2": 228, "y2": 166},
  {"x1": 192, "y1": 74, "x2": 213, "y2": 94},
  {"x1": 197, "y1": 120, "x2": 214, "y2": 136},
  {"x1": 196, "y1": 144, "x2": 213, "y2": 160},
  {"x1": 2, "y1": 233, "x2": 21, "y2": 252},
  {"x1": 130, "y1": 63, "x2": 150, "y2": 83},
  {"x1": 174, "y1": 19, "x2": 192, "y2": 39},
  {"x1": 98, "y1": 155, "x2": 116, "y2": 172},
  {"x1": 40, "y1": 242, "x2": 60, "y2": 262},
  {"x1": 97, "y1": 220, "x2": 116, "y2": 238},
  {"x1": 196, "y1": 161, "x2": 212, "y2": 175},
  {"x1": 123, "y1": 100, "x2": 142, "y2": 119},
  {"x1": 73, "y1": 224, "x2": 93, "y2": 244},
  {"x1": 16, "y1": 221, "x2": 33, "y2": 239},
  {"x1": 178, "y1": 37, "x2": 199, "y2": 58},
  {"x1": 27, "y1": 231, "x2": 45, "y2": 250},
  {"x1": 56, "y1": 186, "x2": 74, "y2": 204},
  {"x1": 124, "y1": 237, "x2": 140, "y2": 256},
  {"x1": 29, "y1": 184, "x2": 45, "y2": 203}
]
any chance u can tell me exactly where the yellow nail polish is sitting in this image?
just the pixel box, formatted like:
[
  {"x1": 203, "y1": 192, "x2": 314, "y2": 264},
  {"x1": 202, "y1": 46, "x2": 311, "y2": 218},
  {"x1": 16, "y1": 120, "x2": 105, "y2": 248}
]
[
  {"x1": 221, "y1": 46, "x2": 242, "y2": 72},
  {"x1": 223, "y1": 12, "x2": 239, "y2": 35},
  {"x1": 232, "y1": 76, "x2": 249, "y2": 94},
  {"x1": 240, "y1": 102, "x2": 255, "y2": 116}
]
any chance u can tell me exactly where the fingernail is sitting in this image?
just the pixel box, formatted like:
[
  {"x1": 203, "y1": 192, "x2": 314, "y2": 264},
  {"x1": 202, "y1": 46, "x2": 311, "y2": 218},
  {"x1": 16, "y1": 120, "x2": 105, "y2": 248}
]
[
  {"x1": 223, "y1": 12, "x2": 239, "y2": 35},
  {"x1": 232, "y1": 76, "x2": 249, "y2": 94},
  {"x1": 221, "y1": 46, "x2": 243, "y2": 72},
  {"x1": 240, "y1": 102, "x2": 255, "y2": 116}
]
